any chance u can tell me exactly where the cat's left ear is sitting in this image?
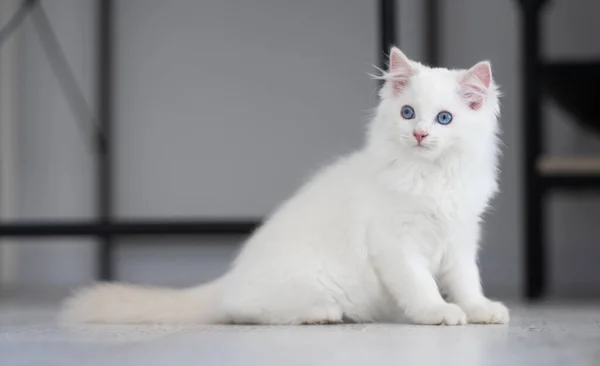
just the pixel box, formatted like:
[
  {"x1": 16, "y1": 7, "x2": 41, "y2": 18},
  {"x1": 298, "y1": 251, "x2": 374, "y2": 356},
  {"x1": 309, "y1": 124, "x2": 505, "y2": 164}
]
[
  {"x1": 388, "y1": 47, "x2": 415, "y2": 94},
  {"x1": 459, "y1": 61, "x2": 492, "y2": 110}
]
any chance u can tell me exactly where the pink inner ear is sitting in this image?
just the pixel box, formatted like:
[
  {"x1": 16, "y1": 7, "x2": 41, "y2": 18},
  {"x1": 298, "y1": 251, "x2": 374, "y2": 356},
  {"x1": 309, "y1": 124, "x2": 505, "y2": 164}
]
[
  {"x1": 470, "y1": 62, "x2": 491, "y2": 88},
  {"x1": 392, "y1": 79, "x2": 409, "y2": 94},
  {"x1": 388, "y1": 48, "x2": 414, "y2": 94},
  {"x1": 390, "y1": 51, "x2": 407, "y2": 72},
  {"x1": 460, "y1": 62, "x2": 492, "y2": 110}
]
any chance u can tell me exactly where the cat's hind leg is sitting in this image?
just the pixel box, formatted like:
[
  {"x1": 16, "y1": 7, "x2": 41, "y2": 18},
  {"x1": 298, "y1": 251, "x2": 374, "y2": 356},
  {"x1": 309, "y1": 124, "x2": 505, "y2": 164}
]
[
  {"x1": 223, "y1": 297, "x2": 344, "y2": 325},
  {"x1": 220, "y1": 280, "x2": 344, "y2": 325}
]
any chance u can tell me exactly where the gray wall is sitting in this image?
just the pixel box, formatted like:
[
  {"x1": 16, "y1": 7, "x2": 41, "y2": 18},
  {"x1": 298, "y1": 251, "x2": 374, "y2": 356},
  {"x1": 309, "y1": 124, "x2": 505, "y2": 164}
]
[
  {"x1": 15, "y1": 0, "x2": 96, "y2": 286},
  {"x1": 9, "y1": 0, "x2": 600, "y2": 297},
  {"x1": 114, "y1": 0, "x2": 375, "y2": 219}
]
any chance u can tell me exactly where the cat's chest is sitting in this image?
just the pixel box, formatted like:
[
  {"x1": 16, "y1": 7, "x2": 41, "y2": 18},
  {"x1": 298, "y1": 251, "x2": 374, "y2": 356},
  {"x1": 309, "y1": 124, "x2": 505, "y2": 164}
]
[
  {"x1": 408, "y1": 167, "x2": 492, "y2": 218},
  {"x1": 378, "y1": 169, "x2": 485, "y2": 248},
  {"x1": 374, "y1": 163, "x2": 494, "y2": 234},
  {"x1": 403, "y1": 171, "x2": 472, "y2": 210}
]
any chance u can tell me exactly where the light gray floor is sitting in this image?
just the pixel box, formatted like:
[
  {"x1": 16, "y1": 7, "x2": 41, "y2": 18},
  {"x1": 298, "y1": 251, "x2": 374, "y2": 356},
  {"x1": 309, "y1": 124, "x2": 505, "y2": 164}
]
[{"x1": 1, "y1": 295, "x2": 600, "y2": 366}]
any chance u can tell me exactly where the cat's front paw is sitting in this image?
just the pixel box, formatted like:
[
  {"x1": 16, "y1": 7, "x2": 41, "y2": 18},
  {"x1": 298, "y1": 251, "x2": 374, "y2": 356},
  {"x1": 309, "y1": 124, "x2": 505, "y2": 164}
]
[
  {"x1": 406, "y1": 303, "x2": 467, "y2": 325},
  {"x1": 459, "y1": 300, "x2": 509, "y2": 324}
]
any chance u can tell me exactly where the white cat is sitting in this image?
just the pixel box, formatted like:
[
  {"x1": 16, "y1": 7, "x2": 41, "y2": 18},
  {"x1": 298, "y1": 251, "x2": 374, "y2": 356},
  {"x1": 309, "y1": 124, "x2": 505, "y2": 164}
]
[{"x1": 61, "y1": 47, "x2": 508, "y2": 325}]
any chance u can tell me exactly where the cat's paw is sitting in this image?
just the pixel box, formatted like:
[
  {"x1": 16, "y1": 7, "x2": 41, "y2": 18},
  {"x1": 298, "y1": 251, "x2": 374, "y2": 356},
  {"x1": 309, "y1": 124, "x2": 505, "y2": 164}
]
[
  {"x1": 459, "y1": 300, "x2": 509, "y2": 324},
  {"x1": 406, "y1": 303, "x2": 467, "y2": 325}
]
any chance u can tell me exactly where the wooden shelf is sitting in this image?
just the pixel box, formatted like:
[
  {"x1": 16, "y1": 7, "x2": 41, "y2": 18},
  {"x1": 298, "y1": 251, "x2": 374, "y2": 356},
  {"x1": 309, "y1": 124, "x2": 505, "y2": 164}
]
[{"x1": 538, "y1": 156, "x2": 600, "y2": 176}]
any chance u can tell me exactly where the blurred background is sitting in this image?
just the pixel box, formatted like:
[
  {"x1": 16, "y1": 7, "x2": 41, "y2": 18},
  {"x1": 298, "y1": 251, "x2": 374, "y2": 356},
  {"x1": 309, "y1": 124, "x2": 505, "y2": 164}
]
[{"x1": 0, "y1": 0, "x2": 599, "y2": 303}]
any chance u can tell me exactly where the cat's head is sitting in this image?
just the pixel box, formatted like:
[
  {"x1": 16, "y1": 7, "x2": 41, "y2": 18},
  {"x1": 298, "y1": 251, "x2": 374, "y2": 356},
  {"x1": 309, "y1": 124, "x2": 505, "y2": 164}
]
[{"x1": 369, "y1": 47, "x2": 500, "y2": 162}]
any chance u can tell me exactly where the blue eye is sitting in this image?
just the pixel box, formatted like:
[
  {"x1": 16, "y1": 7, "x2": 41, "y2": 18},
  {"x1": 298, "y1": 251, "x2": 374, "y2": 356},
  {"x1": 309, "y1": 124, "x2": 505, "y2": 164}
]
[
  {"x1": 401, "y1": 105, "x2": 415, "y2": 119},
  {"x1": 436, "y1": 111, "x2": 453, "y2": 125}
]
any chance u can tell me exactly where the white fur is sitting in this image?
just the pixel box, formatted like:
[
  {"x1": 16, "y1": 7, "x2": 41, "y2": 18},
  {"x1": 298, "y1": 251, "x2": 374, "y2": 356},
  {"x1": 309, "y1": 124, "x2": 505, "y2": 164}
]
[{"x1": 61, "y1": 47, "x2": 508, "y2": 326}]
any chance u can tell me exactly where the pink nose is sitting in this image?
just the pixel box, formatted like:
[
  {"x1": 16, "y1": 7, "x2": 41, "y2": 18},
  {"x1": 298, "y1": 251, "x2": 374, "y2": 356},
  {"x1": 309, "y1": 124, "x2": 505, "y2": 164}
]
[{"x1": 413, "y1": 131, "x2": 429, "y2": 144}]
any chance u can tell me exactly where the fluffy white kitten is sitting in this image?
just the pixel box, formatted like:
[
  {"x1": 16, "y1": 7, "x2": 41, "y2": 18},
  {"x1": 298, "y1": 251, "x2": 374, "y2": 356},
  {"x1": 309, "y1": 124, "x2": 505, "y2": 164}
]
[{"x1": 62, "y1": 47, "x2": 508, "y2": 325}]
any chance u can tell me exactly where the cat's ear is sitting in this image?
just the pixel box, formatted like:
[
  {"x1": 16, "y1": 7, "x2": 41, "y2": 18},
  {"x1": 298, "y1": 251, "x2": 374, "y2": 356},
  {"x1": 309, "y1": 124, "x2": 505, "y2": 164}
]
[
  {"x1": 388, "y1": 47, "x2": 414, "y2": 94},
  {"x1": 459, "y1": 61, "x2": 492, "y2": 110}
]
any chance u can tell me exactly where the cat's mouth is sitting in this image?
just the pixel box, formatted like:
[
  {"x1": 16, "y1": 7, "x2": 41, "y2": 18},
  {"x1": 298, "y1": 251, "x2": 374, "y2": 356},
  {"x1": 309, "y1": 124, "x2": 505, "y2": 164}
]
[{"x1": 412, "y1": 142, "x2": 439, "y2": 154}]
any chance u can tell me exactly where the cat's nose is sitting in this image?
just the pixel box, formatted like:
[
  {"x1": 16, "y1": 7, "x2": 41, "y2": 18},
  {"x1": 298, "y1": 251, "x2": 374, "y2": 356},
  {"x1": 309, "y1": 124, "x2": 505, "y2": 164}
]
[{"x1": 413, "y1": 131, "x2": 429, "y2": 144}]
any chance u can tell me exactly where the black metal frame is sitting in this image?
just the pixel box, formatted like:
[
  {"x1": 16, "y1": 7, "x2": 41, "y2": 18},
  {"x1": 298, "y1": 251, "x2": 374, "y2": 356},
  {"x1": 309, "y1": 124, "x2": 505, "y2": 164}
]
[
  {"x1": 519, "y1": 0, "x2": 600, "y2": 299},
  {"x1": 1, "y1": 0, "x2": 434, "y2": 281},
  {"x1": 0, "y1": 220, "x2": 259, "y2": 237}
]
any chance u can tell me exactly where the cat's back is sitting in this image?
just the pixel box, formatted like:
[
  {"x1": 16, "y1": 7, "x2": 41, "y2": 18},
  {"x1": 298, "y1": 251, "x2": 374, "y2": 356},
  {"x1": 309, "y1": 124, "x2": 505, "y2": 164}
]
[
  {"x1": 257, "y1": 150, "x2": 372, "y2": 235},
  {"x1": 233, "y1": 151, "x2": 373, "y2": 263}
]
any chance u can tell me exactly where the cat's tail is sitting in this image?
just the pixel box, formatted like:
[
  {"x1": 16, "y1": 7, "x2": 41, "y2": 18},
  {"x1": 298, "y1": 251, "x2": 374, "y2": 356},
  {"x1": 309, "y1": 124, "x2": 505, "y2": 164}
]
[{"x1": 59, "y1": 280, "x2": 223, "y2": 324}]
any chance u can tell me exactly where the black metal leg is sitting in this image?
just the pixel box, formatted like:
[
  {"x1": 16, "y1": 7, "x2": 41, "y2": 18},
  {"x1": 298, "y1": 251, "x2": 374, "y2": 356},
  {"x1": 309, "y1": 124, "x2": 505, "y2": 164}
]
[
  {"x1": 97, "y1": 0, "x2": 114, "y2": 281},
  {"x1": 526, "y1": 186, "x2": 546, "y2": 299},
  {"x1": 378, "y1": 0, "x2": 397, "y2": 69},
  {"x1": 521, "y1": 0, "x2": 545, "y2": 300},
  {"x1": 424, "y1": 0, "x2": 439, "y2": 67}
]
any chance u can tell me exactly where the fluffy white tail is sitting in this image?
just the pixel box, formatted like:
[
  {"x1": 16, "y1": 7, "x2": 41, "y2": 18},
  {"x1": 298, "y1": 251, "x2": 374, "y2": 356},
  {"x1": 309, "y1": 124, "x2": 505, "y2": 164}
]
[{"x1": 60, "y1": 281, "x2": 222, "y2": 324}]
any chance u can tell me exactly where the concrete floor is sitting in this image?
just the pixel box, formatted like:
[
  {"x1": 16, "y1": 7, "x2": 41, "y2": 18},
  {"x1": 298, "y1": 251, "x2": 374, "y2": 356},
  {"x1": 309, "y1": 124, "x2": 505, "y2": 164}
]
[{"x1": 1, "y1": 295, "x2": 600, "y2": 366}]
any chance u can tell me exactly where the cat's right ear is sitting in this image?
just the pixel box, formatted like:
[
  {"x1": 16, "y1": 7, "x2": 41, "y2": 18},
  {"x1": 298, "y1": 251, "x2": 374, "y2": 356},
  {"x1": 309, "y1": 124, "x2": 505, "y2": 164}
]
[
  {"x1": 459, "y1": 61, "x2": 493, "y2": 110},
  {"x1": 388, "y1": 47, "x2": 414, "y2": 94}
]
